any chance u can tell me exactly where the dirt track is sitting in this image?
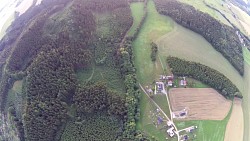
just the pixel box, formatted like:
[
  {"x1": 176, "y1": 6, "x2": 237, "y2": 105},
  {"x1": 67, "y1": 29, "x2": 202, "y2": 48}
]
[
  {"x1": 169, "y1": 88, "x2": 231, "y2": 120},
  {"x1": 224, "y1": 98, "x2": 244, "y2": 141}
]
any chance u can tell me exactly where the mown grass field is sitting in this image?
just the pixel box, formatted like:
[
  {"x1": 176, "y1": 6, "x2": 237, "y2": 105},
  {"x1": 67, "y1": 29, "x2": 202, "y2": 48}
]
[
  {"x1": 133, "y1": 0, "x2": 173, "y2": 85},
  {"x1": 156, "y1": 21, "x2": 244, "y2": 92},
  {"x1": 127, "y1": 2, "x2": 144, "y2": 36}
]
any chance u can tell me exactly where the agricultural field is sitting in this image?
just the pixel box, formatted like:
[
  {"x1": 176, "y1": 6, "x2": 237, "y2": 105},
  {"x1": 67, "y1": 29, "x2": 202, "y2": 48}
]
[
  {"x1": 156, "y1": 21, "x2": 244, "y2": 92},
  {"x1": 224, "y1": 98, "x2": 244, "y2": 141},
  {"x1": 169, "y1": 88, "x2": 231, "y2": 120},
  {"x1": 243, "y1": 48, "x2": 250, "y2": 141},
  {"x1": 127, "y1": 2, "x2": 144, "y2": 36},
  {"x1": 176, "y1": 118, "x2": 230, "y2": 141}
]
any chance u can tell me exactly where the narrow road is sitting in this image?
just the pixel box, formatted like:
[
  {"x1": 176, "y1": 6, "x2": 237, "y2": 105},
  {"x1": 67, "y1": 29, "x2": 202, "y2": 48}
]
[
  {"x1": 139, "y1": 83, "x2": 180, "y2": 141},
  {"x1": 165, "y1": 91, "x2": 173, "y2": 121}
]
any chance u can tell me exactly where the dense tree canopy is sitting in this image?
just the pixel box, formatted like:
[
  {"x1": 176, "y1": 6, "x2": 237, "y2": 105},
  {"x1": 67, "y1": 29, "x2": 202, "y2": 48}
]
[{"x1": 167, "y1": 56, "x2": 241, "y2": 98}]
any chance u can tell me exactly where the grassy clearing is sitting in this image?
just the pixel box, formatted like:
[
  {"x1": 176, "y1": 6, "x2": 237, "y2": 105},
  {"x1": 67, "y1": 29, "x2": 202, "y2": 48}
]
[
  {"x1": 127, "y1": 2, "x2": 144, "y2": 36},
  {"x1": 156, "y1": 20, "x2": 243, "y2": 92},
  {"x1": 76, "y1": 65, "x2": 125, "y2": 93},
  {"x1": 186, "y1": 78, "x2": 209, "y2": 88},
  {"x1": 133, "y1": 0, "x2": 173, "y2": 85},
  {"x1": 5, "y1": 80, "x2": 24, "y2": 118}
]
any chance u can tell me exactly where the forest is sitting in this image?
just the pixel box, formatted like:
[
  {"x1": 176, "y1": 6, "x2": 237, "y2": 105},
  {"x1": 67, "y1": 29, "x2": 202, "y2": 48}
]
[
  {"x1": 167, "y1": 56, "x2": 241, "y2": 98},
  {"x1": 0, "y1": 0, "x2": 152, "y2": 140},
  {"x1": 154, "y1": 0, "x2": 244, "y2": 75}
]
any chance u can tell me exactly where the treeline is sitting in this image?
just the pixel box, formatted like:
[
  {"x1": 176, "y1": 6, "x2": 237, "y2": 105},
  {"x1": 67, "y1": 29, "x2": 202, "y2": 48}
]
[
  {"x1": 116, "y1": 1, "x2": 151, "y2": 139},
  {"x1": 167, "y1": 57, "x2": 241, "y2": 98},
  {"x1": 81, "y1": 0, "x2": 128, "y2": 12},
  {"x1": 154, "y1": 0, "x2": 244, "y2": 75},
  {"x1": 151, "y1": 42, "x2": 158, "y2": 61},
  {"x1": 127, "y1": 0, "x2": 148, "y2": 40}
]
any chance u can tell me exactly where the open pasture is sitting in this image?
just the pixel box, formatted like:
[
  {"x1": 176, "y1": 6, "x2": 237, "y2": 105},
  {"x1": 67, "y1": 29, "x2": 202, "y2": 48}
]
[
  {"x1": 127, "y1": 2, "x2": 144, "y2": 36},
  {"x1": 156, "y1": 22, "x2": 243, "y2": 92},
  {"x1": 169, "y1": 88, "x2": 231, "y2": 120}
]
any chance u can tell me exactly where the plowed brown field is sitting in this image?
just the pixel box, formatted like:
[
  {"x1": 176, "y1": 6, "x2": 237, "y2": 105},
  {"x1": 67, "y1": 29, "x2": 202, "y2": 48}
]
[{"x1": 169, "y1": 88, "x2": 232, "y2": 120}]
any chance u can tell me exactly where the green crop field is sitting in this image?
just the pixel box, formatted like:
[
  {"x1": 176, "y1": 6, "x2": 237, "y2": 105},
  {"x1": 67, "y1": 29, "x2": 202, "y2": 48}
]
[
  {"x1": 127, "y1": 2, "x2": 144, "y2": 36},
  {"x1": 156, "y1": 21, "x2": 243, "y2": 92}
]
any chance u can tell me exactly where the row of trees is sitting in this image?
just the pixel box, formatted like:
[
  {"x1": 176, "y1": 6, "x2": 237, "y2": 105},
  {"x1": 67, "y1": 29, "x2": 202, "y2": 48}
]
[
  {"x1": 154, "y1": 0, "x2": 244, "y2": 75},
  {"x1": 150, "y1": 42, "x2": 158, "y2": 61},
  {"x1": 167, "y1": 56, "x2": 241, "y2": 98}
]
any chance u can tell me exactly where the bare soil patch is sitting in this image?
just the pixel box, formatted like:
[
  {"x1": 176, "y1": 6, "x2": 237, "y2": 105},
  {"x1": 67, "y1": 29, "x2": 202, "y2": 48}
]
[
  {"x1": 169, "y1": 88, "x2": 231, "y2": 120},
  {"x1": 224, "y1": 98, "x2": 244, "y2": 141}
]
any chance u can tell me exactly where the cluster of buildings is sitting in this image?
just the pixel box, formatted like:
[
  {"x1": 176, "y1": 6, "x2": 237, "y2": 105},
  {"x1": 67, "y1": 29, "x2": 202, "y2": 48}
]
[
  {"x1": 167, "y1": 121, "x2": 176, "y2": 137},
  {"x1": 155, "y1": 74, "x2": 187, "y2": 94}
]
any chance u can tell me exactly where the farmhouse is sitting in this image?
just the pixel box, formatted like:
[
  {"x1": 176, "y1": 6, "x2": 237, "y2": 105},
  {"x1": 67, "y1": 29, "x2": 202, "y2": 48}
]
[
  {"x1": 179, "y1": 77, "x2": 187, "y2": 86},
  {"x1": 155, "y1": 82, "x2": 167, "y2": 94},
  {"x1": 167, "y1": 80, "x2": 173, "y2": 86},
  {"x1": 167, "y1": 126, "x2": 175, "y2": 137}
]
